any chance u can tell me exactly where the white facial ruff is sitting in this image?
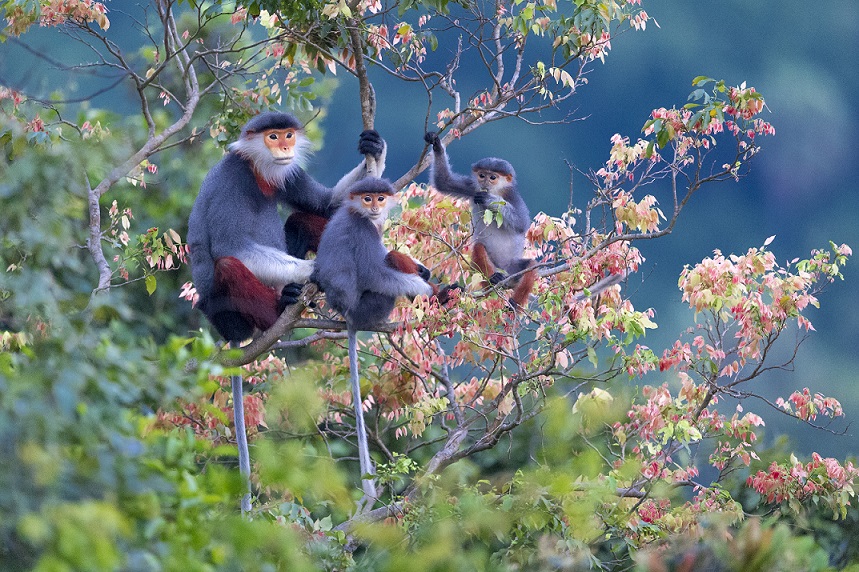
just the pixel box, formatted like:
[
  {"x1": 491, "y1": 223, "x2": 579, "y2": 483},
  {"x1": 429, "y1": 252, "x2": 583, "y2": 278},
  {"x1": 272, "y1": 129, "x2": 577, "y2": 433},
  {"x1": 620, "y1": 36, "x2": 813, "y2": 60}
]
[{"x1": 229, "y1": 133, "x2": 313, "y2": 187}]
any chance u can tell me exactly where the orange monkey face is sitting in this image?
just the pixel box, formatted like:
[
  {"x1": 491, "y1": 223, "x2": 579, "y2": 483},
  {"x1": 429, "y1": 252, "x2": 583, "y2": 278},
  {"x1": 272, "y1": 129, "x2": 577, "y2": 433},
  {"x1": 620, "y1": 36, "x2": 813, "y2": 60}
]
[
  {"x1": 358, "y1": 193, "x2": 390, "y2": 220},
  {"x1": 262, "y1": 128, "x2": 299, "y2": 164},
  {"x1": 473, "y1": 168, "x2": 513, "y2": 194}
]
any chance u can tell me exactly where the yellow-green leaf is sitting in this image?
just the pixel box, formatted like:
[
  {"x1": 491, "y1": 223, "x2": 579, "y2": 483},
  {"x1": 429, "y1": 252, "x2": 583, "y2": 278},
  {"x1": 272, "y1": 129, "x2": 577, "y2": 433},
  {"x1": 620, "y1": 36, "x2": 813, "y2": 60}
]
[{"x1": 145, "y1": 275, "x2": 157, "y2": 295}]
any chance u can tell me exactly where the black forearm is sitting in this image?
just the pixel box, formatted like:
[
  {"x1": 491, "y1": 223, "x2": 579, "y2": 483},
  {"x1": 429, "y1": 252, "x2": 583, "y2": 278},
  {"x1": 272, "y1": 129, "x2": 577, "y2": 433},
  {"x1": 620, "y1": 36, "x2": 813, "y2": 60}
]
[
  {"x1": 279, "y1": 169, "x2": 337, "y2": 216},
  {"x1": 430, "y1": 151, "x2": 479, "y2": 199}
]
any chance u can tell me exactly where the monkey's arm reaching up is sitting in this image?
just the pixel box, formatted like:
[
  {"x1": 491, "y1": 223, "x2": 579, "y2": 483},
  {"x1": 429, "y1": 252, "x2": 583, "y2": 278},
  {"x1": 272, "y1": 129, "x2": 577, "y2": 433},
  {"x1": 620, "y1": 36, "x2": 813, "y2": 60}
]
[
  {"x1": 333, "y1": 130, "x2": 387, "y2": 196},
  {"x1": 424, "y1": 132, "x2": 480, "y2": 199},
  {"x1": 281, "y1": 130, "x2": 387, "y2": 217}
]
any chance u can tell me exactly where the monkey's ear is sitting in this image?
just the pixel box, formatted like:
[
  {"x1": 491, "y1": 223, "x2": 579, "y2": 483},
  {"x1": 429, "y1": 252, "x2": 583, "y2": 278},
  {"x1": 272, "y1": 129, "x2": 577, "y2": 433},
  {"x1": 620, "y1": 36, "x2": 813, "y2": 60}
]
[{"x1": 504, "y1": 174, "x2": 513, "y2": 183}]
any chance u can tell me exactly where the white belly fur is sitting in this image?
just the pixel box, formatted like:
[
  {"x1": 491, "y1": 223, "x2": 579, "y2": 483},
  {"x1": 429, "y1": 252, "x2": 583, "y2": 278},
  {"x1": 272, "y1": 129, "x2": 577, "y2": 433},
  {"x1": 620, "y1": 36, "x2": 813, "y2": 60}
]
[{"x1": 475, "y1": 224, "x2": 524, "y2": 272}]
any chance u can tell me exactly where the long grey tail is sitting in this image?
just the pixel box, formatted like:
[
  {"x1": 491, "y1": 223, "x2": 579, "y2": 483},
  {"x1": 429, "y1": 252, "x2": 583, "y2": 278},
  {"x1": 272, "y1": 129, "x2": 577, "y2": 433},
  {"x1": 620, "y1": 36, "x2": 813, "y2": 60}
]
[
  {"x1": 348, "y1": 328, "x2": 377, "y2": 501},
  {"x1": 574, "y1": 272, "x2": 626, "y2": 302},
  {"x1": 231, "y1": 365, "x2": 252, "y2": 514}
]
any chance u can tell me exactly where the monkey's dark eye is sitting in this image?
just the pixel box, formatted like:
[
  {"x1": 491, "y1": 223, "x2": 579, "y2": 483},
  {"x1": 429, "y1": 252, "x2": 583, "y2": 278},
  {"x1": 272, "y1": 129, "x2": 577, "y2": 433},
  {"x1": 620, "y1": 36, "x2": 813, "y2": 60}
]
[
  {"x1": 267, "y1": 133, "x2": 278, "y2": 140},
  {"x1": 286, "y1": 132, "x2": 293, "y2": 139},
  {"x1": 377, "y1": 195, "x2": 386, "y2": 203},
  {"x1": 363, "y1": 195, "x2": 373, "y2": 203},
  {"x1": 489, "y1": 174, "x2": 497, "y2": 181}
]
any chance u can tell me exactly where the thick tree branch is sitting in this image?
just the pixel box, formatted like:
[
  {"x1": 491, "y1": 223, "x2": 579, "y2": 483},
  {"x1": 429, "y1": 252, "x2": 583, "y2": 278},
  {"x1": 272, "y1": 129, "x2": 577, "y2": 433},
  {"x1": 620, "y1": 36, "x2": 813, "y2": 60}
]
[{"x1": 85, "y1": 176, "x2": 111, "y2": 292}]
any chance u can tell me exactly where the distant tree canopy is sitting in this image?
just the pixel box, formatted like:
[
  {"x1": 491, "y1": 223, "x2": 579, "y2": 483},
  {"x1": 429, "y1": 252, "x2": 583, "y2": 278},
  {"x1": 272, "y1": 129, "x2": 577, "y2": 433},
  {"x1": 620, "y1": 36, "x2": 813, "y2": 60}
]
[{"x1": 0, "y1": 1, "x2": 856, "y2": 570}]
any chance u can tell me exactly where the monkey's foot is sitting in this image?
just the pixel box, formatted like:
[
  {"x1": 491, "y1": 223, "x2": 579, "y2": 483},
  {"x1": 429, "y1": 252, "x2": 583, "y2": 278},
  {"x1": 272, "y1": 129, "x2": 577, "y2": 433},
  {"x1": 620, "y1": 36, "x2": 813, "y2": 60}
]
[
  {"x1": 488, "y1": 271, "x2": 507, "y2": 285},
  {"x1": 417, "y1": 263, "x2": 432, "y2": 281},
  {"x1": 436, "y1": 283, "x2": 461, "y2": 305},
  {"x1": 278, "y1": 283, "x2": 304, "y2": 311}
]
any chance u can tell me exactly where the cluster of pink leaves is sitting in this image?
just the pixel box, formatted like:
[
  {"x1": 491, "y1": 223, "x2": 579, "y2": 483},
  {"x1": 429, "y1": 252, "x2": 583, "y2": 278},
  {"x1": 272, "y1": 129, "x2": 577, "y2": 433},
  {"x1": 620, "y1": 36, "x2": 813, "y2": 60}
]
[
  {"x1": 747, "y1": 453, "x2": 859, "y2": 517},
  {"x1": 606, "y1": 242, "x2": 854, "y2": 535},
  {"x1": 678, "y1": 244, "x2": 843, "y2": 362},
  {"x1": 595, "y1": 133, "x2": 666, "y2": 234},
  {"x1": 3, "y1": 0, "x2": 109, "y2": 36},
  {"x1": 596, "y1": 83, "x2": 776, "y2": 237},
  {"x1": 156, "y1": 357, "x2": 284, "y2": 442},
  {"x1": 105, "y1": 195, "x2": 186, "y2": 280},
  {"x1": 613, "y1": 378, "x2": 764, "y2": 477},
  {"x1": 38, "y1": 0, "x2": 108, "y2": 28},
  {"x1": 0, "y1": 87, "x2": 47, "y2": 134},
  {"x1": 0, "y1": 86, "x2": 24, "y2": 107},
  {"x1": 776, "y1": 388, "x2": 844, "y2": 422},
  {"x1": 578, "y1": 31, "x2": 612, "y2": 62}
]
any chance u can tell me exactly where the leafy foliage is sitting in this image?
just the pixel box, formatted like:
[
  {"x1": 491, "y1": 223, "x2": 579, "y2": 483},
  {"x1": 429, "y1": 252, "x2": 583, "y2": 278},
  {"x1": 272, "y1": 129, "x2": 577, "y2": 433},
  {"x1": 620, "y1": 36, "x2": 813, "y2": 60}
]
[{"x1": 0, "y1": 0, "x2": 856, "y2": 569}]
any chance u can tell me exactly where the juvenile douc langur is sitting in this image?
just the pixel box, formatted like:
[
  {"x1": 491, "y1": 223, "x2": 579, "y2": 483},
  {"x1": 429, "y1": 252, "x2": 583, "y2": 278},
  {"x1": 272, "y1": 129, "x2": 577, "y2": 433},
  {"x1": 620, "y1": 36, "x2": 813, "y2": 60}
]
[
  {"x1": 187, "y1": 111, "x2": 384, "y2": 513},
  {"x1": 423, "y1": 132, "x2": 537, "y2": 308},
  {"x1": 277, "y1": 122, "x2": 387, "y2": 258},
  {"x1": 311, "y1": 178, "x2": 435, "y2": 500}
]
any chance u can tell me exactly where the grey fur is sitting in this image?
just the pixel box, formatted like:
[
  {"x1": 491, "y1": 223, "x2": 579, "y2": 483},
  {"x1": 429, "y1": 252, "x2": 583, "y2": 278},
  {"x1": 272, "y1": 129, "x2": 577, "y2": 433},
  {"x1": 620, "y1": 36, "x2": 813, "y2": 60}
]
[
  {"x1": 312, "y1": 178, "x2": 432, "y2": 330},
  {"x1": 187, "y1": 151, "x2": 313, "y2": 310},
  {"x1": 187, "y1": 113, "x2": 385, "y2": 512},
  {"x1": 188, "y1": 113, "x2": 386, "y2": 339},
  {"x1": 311, "y1": 178, "x2": 433, "y2": 500},
  {"x1": 231, "y1": 373, "x2": 251, "y2": 514}
]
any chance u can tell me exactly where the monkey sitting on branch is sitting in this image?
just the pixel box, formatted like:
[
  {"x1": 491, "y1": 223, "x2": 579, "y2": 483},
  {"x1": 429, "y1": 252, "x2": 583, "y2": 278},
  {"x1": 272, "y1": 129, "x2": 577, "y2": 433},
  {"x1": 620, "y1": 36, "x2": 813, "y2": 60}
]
[
  {"x1": 187, "y1": 111, "x2": 383, "y2": 513},
  {"x1": 311, "y1": 178, "x2": 437, "y2": 501},
  {"x1": 423, "y1": 132, "x2": 537, "y2": 309},
  {"x1": 188, "y1": 111, "x2": 385, "y2": 341}
]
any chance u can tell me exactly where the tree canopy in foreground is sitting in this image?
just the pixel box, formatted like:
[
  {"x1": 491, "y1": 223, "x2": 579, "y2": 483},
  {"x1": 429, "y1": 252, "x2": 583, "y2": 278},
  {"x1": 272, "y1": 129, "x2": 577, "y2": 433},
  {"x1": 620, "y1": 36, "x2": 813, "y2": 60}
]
[{"x1": 0, "y1": 0, "x2": 856, "y2": 569}]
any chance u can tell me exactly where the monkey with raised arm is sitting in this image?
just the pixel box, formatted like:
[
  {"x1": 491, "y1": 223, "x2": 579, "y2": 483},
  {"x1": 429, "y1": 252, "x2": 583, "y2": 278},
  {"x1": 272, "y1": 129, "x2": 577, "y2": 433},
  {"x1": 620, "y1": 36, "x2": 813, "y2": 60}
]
[
  {"x1": 186, "y1": 112, "x2": 384, "y2": 513},
  {"x1": 423, "y1": 131, "x2": 537, "y2": 308},
  {"x1": 280, "y1": 127, "x2": 387, "y2": 259},
  {"x1": 311, "y1": 178, "x2": 435, "y2": 499},
  {"x1": 188, "y1": 111, "x2": 386, "y2": 341}
]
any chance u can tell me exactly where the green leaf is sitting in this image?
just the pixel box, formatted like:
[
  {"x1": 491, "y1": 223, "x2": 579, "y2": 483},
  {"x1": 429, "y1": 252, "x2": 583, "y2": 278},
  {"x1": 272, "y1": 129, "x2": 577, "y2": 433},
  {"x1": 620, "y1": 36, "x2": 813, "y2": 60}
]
[
  {"x1": 644, "y1": 140, "x2": 655, "y2": 159},
  {"x1": 689, "y1": 110, "x2": 703, "y2": 129},
  {"x1": 688, "y1": 88, "x2": 706, "y2": 102},
  {"x1": 145, "y1": 275, "x2": 157, "y2": 295},
  {"x1": 521, "y1": 3, "x2": 535, "y2": 20},
  {"x1": 587, "y1": 346, "x2": 598, "y2": 368},
  {"x1": 656, "y1": 128, "x2": 670, "y2": 149}
]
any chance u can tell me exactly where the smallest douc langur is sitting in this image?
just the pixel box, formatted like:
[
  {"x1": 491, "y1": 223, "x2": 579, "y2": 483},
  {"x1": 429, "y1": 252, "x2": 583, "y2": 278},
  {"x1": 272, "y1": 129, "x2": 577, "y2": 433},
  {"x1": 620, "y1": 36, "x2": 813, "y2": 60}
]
[
  {"x1": 424, "y1": 132, "x2": 537, "y2": 308},
  {"x1": 312, "y1": 177, "x2": 436, "y2": 499}
]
